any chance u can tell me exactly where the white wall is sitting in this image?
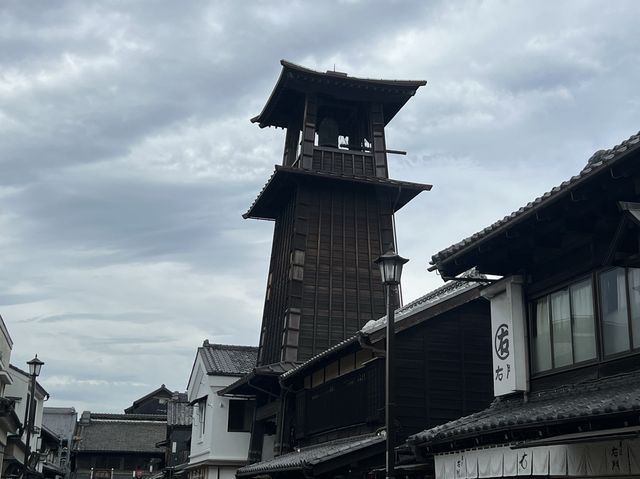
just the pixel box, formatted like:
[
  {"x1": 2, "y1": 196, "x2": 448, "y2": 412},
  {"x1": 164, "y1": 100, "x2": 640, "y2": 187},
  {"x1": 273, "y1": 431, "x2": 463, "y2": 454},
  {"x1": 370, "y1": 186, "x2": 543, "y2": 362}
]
[
  {"x1": 0, "y1": 316, "x2": 13, "y2": 397},
  {"x1": 5, "y1": 367, "x2": 46, "y2": 465},
  {"x1": 187, "y1": 355, "x2": 251, "y2": 467}
]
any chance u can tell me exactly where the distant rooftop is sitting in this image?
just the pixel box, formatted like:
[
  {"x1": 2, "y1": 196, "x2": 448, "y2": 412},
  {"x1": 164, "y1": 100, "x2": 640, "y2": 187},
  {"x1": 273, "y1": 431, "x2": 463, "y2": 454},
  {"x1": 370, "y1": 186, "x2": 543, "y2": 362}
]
[
  {"x1": 167, "y1": 392, "x2": 192, "y2": 427},
  {"x1": 75, "y1": 412, "x2": 166, "y2": 453},
  {"x1": 44, "y1": 406, "x2": 76, "y2": 414},
  {"x1": 124, "y1": 384, "x2": 173, "y2": 414},
  {"x1": 199, "y1": 341, "x2": 258, "y2": 377}
]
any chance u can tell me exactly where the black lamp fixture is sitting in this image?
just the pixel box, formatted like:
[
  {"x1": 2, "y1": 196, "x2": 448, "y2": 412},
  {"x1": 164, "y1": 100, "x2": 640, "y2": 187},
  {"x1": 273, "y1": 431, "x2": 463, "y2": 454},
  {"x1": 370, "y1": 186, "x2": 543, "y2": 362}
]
[
  {"x1": 374, "y1": 248, "x2": 408, "y2": 479},
  {"x1": 27, "y1": 355, "x2": 44, "y2": 377},
  {"x1": 374, "y1": 249, "x2": 409, "y2": 285},
  {"x1": 23, "y1": 355, "x2": 44, "y2": 479}
]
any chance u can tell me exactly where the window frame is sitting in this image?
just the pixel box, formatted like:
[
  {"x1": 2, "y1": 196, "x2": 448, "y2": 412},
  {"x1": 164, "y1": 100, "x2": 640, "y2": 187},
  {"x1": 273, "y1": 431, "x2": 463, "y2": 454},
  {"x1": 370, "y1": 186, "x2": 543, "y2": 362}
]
[
  {"x1": 196, "y1": 398, "x2": 207, "y2": 438},
  {"x1": 227, "y1": 399, "x2": 254, "y2": 433},
  {"x1": 529, "y1": 273, "x2": 599, "y2": 376},
  {"x1": 529, "y1": 267, "x2": 640, "y2": 378},
  {"x1": 597, "y1": 266, "x2": 640, "y2": 359}
]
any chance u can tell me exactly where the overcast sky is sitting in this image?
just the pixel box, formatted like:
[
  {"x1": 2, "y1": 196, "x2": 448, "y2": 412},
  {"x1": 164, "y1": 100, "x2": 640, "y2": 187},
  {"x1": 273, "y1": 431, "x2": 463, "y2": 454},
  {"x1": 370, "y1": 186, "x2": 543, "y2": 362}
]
[{"x1": 2, "y1": 0, "x2": 639, "y2": 412}]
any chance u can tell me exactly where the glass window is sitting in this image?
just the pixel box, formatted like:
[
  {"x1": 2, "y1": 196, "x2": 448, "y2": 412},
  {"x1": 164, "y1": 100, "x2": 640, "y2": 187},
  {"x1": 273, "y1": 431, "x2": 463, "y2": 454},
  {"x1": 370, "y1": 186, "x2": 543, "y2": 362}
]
[
  {"x1": 570, "y1": 279, "x2": 597, "y2": 362},
  {"x1": 551, "y1": 290, "x2": 572, "y2": 367},
  {"x1": 228, "y1": 400, "x2": 254, "y2": 432},
  {"x1": 628, "y1": 268, "x2": 640, "y2": 348},
  {"x1": 599, "y1": 268, "x2": 630, "y2": 355},
  {"x1": 531, "y1": 277, "x2": 597, "y2": 373},
  {"x1": 532, "y1": 297, "x2": 552, "y2": 373},
  {"x1": 196, "y1": 399, "x2": 206, "y2": 437}
]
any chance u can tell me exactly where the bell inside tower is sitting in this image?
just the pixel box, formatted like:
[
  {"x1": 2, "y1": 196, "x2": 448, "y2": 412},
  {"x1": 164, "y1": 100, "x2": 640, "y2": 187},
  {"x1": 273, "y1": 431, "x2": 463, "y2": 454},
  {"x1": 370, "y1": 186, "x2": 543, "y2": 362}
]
[
  {"x1": 315, "y1": 102, "x2": 370, "y2": 152},
  {"x1": 317, "y1": 116, "x2": 339, "y2": 148}
]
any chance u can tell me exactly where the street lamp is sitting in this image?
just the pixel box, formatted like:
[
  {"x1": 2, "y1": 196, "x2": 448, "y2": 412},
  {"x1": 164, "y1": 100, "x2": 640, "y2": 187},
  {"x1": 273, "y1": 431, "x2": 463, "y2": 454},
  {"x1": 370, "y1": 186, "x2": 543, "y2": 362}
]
[
  {"x1": 374, "y1": 249, "x2": 408, "y2": 479},
  {"x1": 27, "y1": 356, "x2": 44, "y2": 377},
  {"x1": 23, "y1": 355, "x2": 44, "y2": 479}
]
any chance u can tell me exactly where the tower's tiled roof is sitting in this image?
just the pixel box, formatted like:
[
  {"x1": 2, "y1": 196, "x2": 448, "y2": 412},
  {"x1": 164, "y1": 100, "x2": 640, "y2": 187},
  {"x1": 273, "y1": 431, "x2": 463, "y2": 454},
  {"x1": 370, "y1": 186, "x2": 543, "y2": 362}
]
[
  {"x1": 245, "y1": 165, "x2": 431, "y2": 220},
  {"x1": 252, "y1": 59, "x2": 426, "y2": 129}
]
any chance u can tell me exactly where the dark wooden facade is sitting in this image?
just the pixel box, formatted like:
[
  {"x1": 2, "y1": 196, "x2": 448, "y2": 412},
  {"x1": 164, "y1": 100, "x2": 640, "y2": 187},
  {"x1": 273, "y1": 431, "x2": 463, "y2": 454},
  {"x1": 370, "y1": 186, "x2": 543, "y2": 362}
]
[
  {"x1": 286, "y1": 297, "x2": 493, "y2": 450},
  {"x1": 410, "y1": 132, "x2": 640, "y2": 470},
  {"x1": 124, "y1": 385, "x2": 173, "y2": 416},
  {"x1": 231, "y1": 281, "x2": 494, "y2": 478},
  {"x1": 246, "y1": 61, "x2": 430, "y2": 365},
  {"x1": 430, "y1": 133, "x2": 640, "y2": 392}
]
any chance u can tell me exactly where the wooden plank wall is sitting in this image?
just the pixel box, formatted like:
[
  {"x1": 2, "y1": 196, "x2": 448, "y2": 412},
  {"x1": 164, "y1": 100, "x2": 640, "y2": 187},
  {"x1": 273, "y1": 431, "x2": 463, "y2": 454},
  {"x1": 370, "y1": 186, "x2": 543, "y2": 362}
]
[
  {"x1": 258, "y1": 195, "x2": 296, "y2": 366},
  {"x1": 395, "y1": 300, "x2": 493, "y2": 439},
  {"x1": 296, "y1": 181, "x2": 389, "y2": 361},
  {"x1": 312, "y1": 148, "x2": 376, "y2": 177}
]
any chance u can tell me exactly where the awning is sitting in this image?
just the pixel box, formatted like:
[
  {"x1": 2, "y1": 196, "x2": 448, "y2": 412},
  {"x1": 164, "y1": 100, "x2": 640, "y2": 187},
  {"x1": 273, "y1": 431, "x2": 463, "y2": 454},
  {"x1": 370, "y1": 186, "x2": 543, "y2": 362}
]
[
  {"x1": 188, "y1": 395, "x2": 207, "y2": 406},
  {"x1": 434, "y1": 436, "x2": 640, "y2": 478},
  {"x1": 218, "y1": 361, "x2": 298, "y2": 397}
]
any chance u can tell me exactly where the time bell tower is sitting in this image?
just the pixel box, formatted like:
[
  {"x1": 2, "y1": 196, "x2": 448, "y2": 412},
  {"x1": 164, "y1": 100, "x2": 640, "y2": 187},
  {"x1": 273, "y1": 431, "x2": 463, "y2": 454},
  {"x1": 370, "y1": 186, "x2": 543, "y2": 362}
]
[{"x1": 246, "y1": 60, "x2": 430, "y2": 366}]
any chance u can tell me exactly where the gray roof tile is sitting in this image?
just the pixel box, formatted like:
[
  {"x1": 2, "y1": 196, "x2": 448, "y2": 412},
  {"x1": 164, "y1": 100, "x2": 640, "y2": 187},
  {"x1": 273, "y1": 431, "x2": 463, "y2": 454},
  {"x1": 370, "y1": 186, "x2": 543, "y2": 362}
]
[
  {"x1": 199, "y1": 342, "x2": 258, "y2": 376},
  {"x1": 218, "y1": 361, "x2": 301, "y2": 396},
  {"x1": 361, "y1": 270, "x2": 486, "y2": 335},
  {"x1": 237, "y1": 434, "x2": 384, "y2": 476},
  {"x1": 244, "y1": 165, "x2": 431, "y2": 220},
  {"x1": 408, "y1": 371, "x2": 640, "y2": 446},
  {"x1": 167, "y1": 393, "x2": 192, "y2": 426},
  {"x1": 76, "y1": 417, "x2": 166, "y2": 453}
]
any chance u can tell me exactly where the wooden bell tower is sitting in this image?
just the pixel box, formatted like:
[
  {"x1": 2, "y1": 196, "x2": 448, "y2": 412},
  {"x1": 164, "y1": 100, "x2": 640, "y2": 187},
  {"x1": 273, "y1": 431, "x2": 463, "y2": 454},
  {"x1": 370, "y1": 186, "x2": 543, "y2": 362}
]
[{"x1": 246, "y1": 60, "x2": 431, "y2": 366}]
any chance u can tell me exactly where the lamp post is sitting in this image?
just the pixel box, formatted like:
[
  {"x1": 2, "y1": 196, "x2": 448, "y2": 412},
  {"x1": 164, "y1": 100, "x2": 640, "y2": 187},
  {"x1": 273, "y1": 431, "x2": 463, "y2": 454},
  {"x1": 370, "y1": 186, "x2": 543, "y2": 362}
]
[
  {"x1": 23, "y1": 355, "x2": 44, "y2": 479},
  {"x1": 374, "y1": 249, "x2": 408, "y2": 479}
]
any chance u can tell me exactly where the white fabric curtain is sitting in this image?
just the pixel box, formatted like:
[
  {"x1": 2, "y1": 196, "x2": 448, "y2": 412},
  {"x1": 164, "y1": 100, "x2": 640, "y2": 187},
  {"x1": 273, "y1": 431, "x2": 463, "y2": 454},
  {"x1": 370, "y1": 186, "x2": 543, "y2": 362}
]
[
  {"x1": 533, "y1": 298, "x2": 552, "y2": 372},
  {"x1": 600, "y1": 268, "x2": 630, "y2": 355},
  {"x1": 551, "y1": 290, "x2": 572, "y2": 367},
  {"x1": 570, "y1": 279, "x2": 596, "y2": 362}
]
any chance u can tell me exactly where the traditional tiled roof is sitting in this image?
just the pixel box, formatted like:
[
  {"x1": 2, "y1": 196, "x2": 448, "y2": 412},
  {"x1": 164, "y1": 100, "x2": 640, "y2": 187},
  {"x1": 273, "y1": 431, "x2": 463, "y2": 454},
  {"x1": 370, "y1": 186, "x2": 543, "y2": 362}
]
[
  {"x1": 361, "y1": 271, "x2": 485, "y2": 335},
  {"x1": 90, "y1": 412, "x2": 165, "y2": 421},
  {"x1": 218, "y1": 361, "x2": 301, "y2": 396},
  {"x1": 430, "y1": 130, "x2": 640, "y2": 269},
  {"x1": 167, "y1": 393, "x2": 192, "y2": 426},
  {"x1": 244, "y1": 165, "x2": 432, "y2": 220},
  {"x1": 280, "y1": 336, "x2": 361, "y2": 381},
  {"x1": 408, "y1": 370, "x2": 640, "y2": 447},
  {"x1": 236, "y1": 434, "x2": 384, "y2": 476},
  {"x1": 75, "y1": 416, "x2": 166, "y2": 453},
  {"x1": 252, "y1": 60, "x2": 426, "y2": 129},
  {"x1": 124, "y1": 384, "x2": 173, "y2": 414},
  {"x1": 254, "y1": 361, "x2": 299, "y2": 375},
  {"x1": 199, "y1": 341, "x2": 258, "y2": 376},
  {"x1": 40, "y1": 424, "x2": 61, "y2": 443}
]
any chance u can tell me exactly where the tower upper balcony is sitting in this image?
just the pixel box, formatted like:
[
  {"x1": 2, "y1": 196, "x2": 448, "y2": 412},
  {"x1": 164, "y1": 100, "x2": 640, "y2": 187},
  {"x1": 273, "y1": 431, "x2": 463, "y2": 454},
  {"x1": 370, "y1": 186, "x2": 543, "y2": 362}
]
[{"x1": 251, "y1": 60, "x2": 426, "y2": 179}]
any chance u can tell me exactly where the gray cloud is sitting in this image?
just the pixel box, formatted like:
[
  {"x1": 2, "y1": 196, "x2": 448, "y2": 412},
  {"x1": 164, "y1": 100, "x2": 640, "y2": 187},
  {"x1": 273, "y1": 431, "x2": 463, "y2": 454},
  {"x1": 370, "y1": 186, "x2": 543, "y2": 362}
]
[{"x1": 1, "y1": 0, "x2": 639, "y2": 412}]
